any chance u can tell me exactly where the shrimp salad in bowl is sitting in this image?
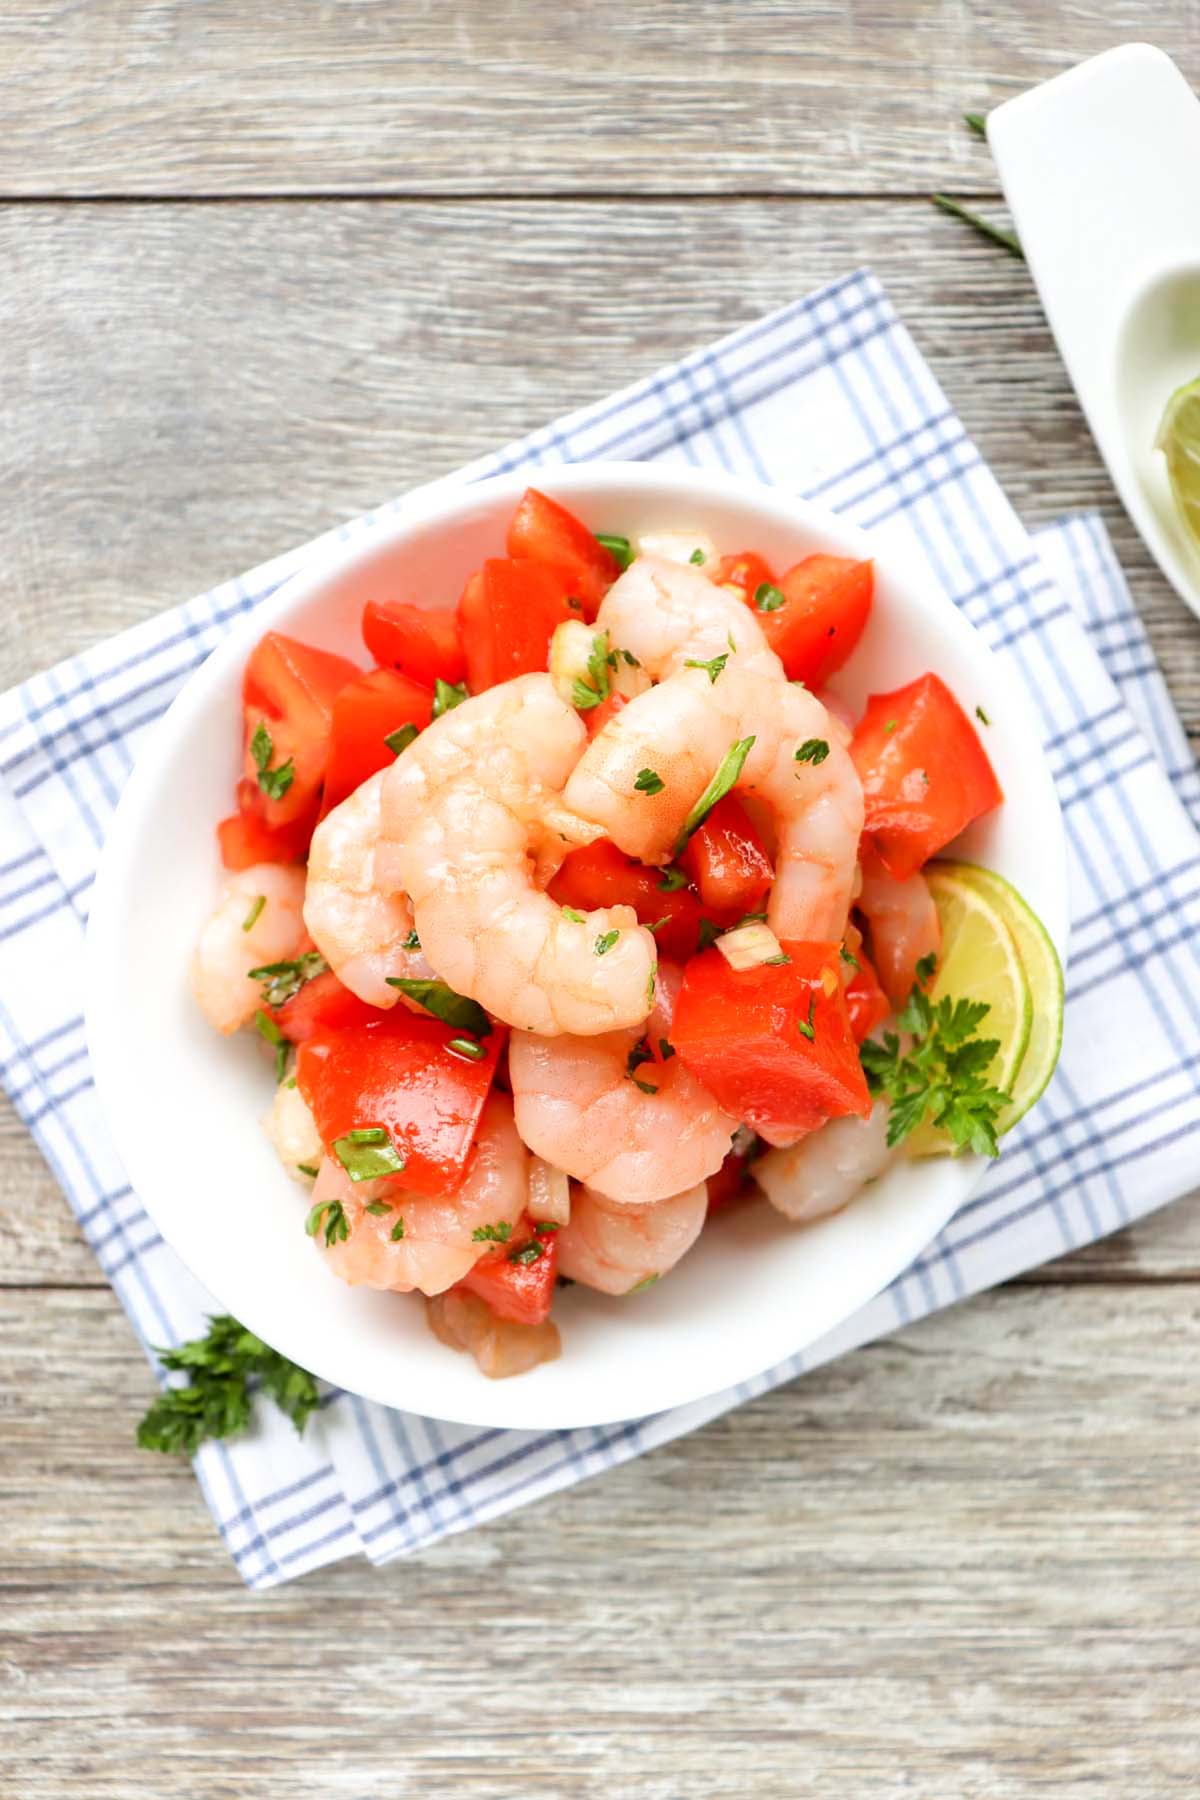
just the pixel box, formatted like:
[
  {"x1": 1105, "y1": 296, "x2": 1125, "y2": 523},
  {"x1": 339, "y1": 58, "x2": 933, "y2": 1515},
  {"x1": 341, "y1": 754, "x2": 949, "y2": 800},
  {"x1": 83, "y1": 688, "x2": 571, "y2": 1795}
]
[{"x1": 176, "y1": 478, "x2": 1063, "y2": 1392}]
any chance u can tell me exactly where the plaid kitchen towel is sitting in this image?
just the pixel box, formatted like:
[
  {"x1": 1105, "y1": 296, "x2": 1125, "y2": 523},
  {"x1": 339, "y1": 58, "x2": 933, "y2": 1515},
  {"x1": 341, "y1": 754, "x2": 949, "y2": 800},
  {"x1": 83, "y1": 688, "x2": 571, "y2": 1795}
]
[{"x1": 2, "y1": 269, "x2": 1198, "y2": 1588}]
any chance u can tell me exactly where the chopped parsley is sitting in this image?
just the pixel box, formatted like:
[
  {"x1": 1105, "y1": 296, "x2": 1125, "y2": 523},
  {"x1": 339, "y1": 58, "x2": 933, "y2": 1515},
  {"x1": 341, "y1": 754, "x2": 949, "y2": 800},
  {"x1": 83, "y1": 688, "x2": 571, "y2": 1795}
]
[
  {"x1": 915, "y1": 951, "x2": 938, "y2": 986},
  {"x1": 250, "y1": 721, "x2": 295, "y2": 802},
  {"x1": 646, "y1": 965, "x2": 657, "y2": 1005},
  {"x1": 860, "y1": 984, "x2": 1011, "y2": 1156},
  {"x1": 631, "y1": 1076, "x2": 659, "y2": 1095},
  {"x1": 135, "y1": 1314, "x2": 319, "y2": 1455},
  {"x1": 658, "y1": 1038, "x2": 676, "y2": 1061},
  {"x1": 596, "y1": 532, "x2": 634, "y2": 570},
  {"x1": 448, "y1": 1035, "x2": 486, "y2": 1061},
  {"x1": 626, "y1": 1040, "x2": 653, "y2": 1078},
  {"x1": 884, "y1": 719, "x2": 898, "y2": 734},
  {"x1": 508, "y1": 1240, "x2": 545, "y2": 1266},
  {"x1": 248, "y1": 952, "x2": 327, "y2": 1009},
  {"x1": 975, "y1": 705, "x2": 991, "y2": 726},
  {"x1": 684, "y1": 652, "x2": 729, "y2": 684},
  {"x1": 385, "y1": 977, "x2": 491, "y2": 1037},
  {"x1": 363, "y1": 1199, "x2": 394, "y2": 1216},
  {"x1": 296, "y1": 1163, "x2": 319, "y2": 1179},
  {"x1": 645, "y1": 916, "x2": 670, "y2": 935},
  {"x1": 332, "y1": 1127, "x2": 406, "y2": 1183},
  {"x1": 840, "y1": 944, "x2": 860, "y2": 970},
  {"x1": 254, "y1": 1008, "x2": 289, "y2": 1082},
  {"x1": 384, "y1": 722, "x2": 419, "y2": 756},
  {"x1": 765, "y1": 952, "x2": 791, "y2": 966},
  {"x1": 306, "y1": 1197, "x2": 350, "y2": 1246},
  {"x1": 621, "y1": 648, "x2": 640, "y2": 667},
  {"x1": 472, "y1": 1220, "x2": 513, "y2": 1244},
  {"x1": 794, "y1": 737, "x2": 830, "y2": 766},
  {"x1": 561, "y1": 905, "x2": 586, "y2": 924},
  {"x1": 402, "y1": 928, "x2": 421, "y2": 951},
  {"x1": 534, "y1": 1220, "x2": 561, "y2": 1233},
  {"x1": 634, "y1": 767, "x2": 665, "y2": 795},
  {"x1": 689, "y1": 548, "x2": 707, "y2": 565},
  {"x1": 594, "y1": 929, "x2": 619, "y2": 956},
  {"x1": 572, "y1": 631, "x2": 613, "y2": 712},
  {"x1": 658, "y1": 864, "x2": 689, "y2": 891},
  {"x1": 797, "y1": 995, "x2": 817, "y2": 1041},
  {"x1": 389, "y1": 1217, "x2": 406, "y2": 1241},
  {"x1": 673, "y1": 736, "x2": 755, "y2": 855},
  {"x1": 241, "y1": 894, "x2": 266, "y2": 933},
  {"x1": 697, "y1": 918, "x2": 721, "y2": 952},
  {"x1": 754, "y1": 582, "x2": 786, "y2": 613},
  {"x1": 432, "y1": 678, "x2": 468, "y2": 718}
]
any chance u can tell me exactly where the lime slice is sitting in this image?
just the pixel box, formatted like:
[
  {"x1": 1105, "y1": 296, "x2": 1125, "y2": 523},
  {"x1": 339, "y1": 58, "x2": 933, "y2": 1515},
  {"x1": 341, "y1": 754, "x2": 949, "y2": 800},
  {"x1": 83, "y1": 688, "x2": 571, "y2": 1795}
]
[
  {"x1": 1155, "y1": 375, "x2": 1200, "y2": 549},
  {"x1": 944, "y1": 861, "x2": 1065, "y2": 1133},
  {"x1": 904, "y1": 868, "x2": 1031, "y2": 1158}
]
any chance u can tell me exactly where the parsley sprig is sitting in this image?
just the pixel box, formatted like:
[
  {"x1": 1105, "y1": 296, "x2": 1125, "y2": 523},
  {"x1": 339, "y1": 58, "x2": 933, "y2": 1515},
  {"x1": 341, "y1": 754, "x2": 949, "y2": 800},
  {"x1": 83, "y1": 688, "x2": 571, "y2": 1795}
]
[
  {"x1": 572, "y1": 631, "x2": 616, "y2": 712},
  {"x1": 136, "y1": 1315, "x2": 320, "y2": 1455},
  {"x1": 860, "y1": 982, "x2": 1011, "y2": 1157}
]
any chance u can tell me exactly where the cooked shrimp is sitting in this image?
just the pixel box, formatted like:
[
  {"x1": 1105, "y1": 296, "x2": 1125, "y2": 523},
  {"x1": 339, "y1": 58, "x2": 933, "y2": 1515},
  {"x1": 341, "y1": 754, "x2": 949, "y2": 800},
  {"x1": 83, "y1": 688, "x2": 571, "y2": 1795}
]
[
  {"x1": 856, "y1": 845, "x2": 941, "y2": 1006},
  {"x1": 555, "y1": 1180, "x2": 708, "y2": 1295},
  {"x1": 378, "y1": 674, "x2": 657, "y2": 1036},
  {"x1": 564, "y1": 657, "x2": 864, "y2": 941},
  {"x1": 426, "y1": 1288, "x2": 561, "y2": 1378},
  {"x1": 190, "y1": 864, "x2": 307, "y2": 1034},
  {"x1": 509, "y1": 1006, "x2": 736, "y2": 1203},
  {"x1": 752, "y1": 1102, "x2": 893, "y2": 1225},
  {"x1": 313, "y1": 1090, "x2": 529, "y2": 1296},
  {"x1": 262, "y1": 1081, "x2": 323, "y2": 1179},
  {"x1": 304, "y1": 770, "x2": 435, "y2": 1009},
  {"x1": 592, "y1": 553, "x2": 780, "y2": 680}
]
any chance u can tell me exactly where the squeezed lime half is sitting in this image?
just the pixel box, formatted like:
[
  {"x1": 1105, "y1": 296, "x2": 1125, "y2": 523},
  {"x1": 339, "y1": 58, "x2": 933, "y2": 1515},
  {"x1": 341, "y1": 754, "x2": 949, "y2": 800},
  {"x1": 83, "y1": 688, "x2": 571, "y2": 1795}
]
[{"x1": 1155, "y1": 375, "x2": 1200, "y2": 549}]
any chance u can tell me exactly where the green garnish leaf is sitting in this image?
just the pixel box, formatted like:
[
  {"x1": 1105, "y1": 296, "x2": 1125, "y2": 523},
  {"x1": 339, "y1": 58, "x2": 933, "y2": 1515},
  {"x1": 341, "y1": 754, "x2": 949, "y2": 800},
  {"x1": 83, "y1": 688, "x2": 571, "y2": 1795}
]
[
  {"x1": 646, "y1": 965, "x2": 657, "y2": 1005},
  {"x1": 432, "y1": 679, "x2": 469, "y2": 718},
  {"x1": 884, "y1": 719, "x2": 898, "y2": 734},
  {"x1": 673, "y1": 736, "x2": 755, "y2": 855},
  {"x1": 402, "y1": 928, "x2": 421, "y2": 951},
  {"x1": 860, "y1": 984, "x2": 1011, "y2": 1156},
  {"x1": 596, "y1": 533, "x2": 634, "y2": 570},
  {"x1": 931, "y1": 193, "x2": 1023, "y2": 258},
  {"x1": 297, "y1": 1163, "x2": 319, "y2": 1179},
  {"x1": 658, "y1": 864, "x2": 689, "y2": 892},
  {"x1": 385, "y1": 977, "x2": 491, "y2": 1037},
  {"x1": 534, "y1": 1220, "x2": 561, "y2": 1232},
  {"x1": 840, "y1": 944, "x2": 859, "y2": 970},
  {"x1": 697, "y1": 918, "x2": 721, "y2": 952},
  {"x1": 765, "y1": 953, "x2": 791, "y2": 965},
  {"x1": 384, "y1": 722, "x2": 419, "y2": 756},
  {"x1": 689, "y1": 548, "x2": 707, "y2": 565},
  {"x1": 254, "y1": 1008, "x2": 289, "y2": 1082},
  {"x1": 306, "y1": 1197, "x2": 350, "y2": 1246},
  {"x1": 620, "y1": 648, "x2": 640, "y2": 667},
  {"x1": 964, "y1": 110, "x2": 986, "y2": 136},
  {"x1": 571, "y1": 631, "x2": 613, "y2": 713},
  {"x1": 794, "y1": 737, "x2": 830, "y2": 766},
  {"x1": 472, "y1": 1220, "x2": 513, "y2": 1243},
  {"x1": 754, "y1": 582, "x2": 785, "y2": 612},
  {"x1": 635, "y1": 767, "x2": 665, "y2": 795},
  {"x1": 508, "y1": 1239, "x2": 546, "y2": 1266},
  {"x1": 631, "y1": 1076, "x2": 659, "y2": 1095},
  {"x1": 915, "y1": 951, "x2": 938, "y2": 987},
  {"x1": 797, "y1": 995, "x2": 817, "y2": 1042},
  {"x1": 333, "y1": 1127, "x2": 406, "y2": 1183},
  {"x1": 448, "y1": 1035, "x2": 486, "y2": 1061},
  {"x1": 241, "y1": 894, "x2": 266, "y2": 933},
  {"x1": 975, "y1": 704, "x2": 990, "y2": 726},
  {"x1": 363, "y1": 1199, "x2": 394, "y2": 1216},
  {"x1": 626, "y1": 1040, "x2": 653, "y2": 1077},
  {"x1": 594, "y1": 929, "x2": 619, "y2": 956},
  {"x1": 658, "y1": 1038, "x2": 676, "y2": 1061},
  {"x1": 738, "y1": 911, "x2": 768, "y2": 926},
  {"x1": 390, "y1": 1217, "x2": 406, "y2": 1241},
  {"x1": 248, "y1": 952, "x2": 327, "y2": 1009},
  {"x1": 250, "y1": 721, "x2": 273, "y2": 774},
  {"x1": 645, "y1": 916, "x2": 670, "y2": 935},
  {"x1": 250, "y1": 721, "x2": 295, "y2": 802},
  {"x1": 684, "y1": 652, "x2": 729, "y2": 684},
  {"x1": 135, "y1": 1314, "x2": 320, "y2": 1455},
  {"x1": 561, "y1": 906, "x2": 586, "y2": 924},
  {"x1": 627, "y1": 1274, "x2": 659, "y2": 1293}
]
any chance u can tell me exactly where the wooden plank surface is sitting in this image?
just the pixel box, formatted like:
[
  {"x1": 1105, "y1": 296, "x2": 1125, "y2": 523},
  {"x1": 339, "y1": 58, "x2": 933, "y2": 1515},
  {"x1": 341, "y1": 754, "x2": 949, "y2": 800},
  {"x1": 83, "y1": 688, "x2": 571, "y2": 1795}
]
[
  {"x1": 2, "y1": 2, "x2": 1197, "y2": 197},
  {"x1": 3, "y1": 4, "x2": 1200, "y2": 1793},
  {"x1": 2, "y1": 1285, "x2": 1198, "y2": 1798}
]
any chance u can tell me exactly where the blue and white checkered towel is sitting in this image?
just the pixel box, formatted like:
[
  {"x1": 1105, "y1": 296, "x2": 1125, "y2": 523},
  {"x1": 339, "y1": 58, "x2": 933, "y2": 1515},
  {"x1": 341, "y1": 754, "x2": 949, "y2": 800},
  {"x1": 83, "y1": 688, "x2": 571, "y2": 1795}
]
[{"x1": 2, "y1": 269, "x2": 1198, "y2": 1588}]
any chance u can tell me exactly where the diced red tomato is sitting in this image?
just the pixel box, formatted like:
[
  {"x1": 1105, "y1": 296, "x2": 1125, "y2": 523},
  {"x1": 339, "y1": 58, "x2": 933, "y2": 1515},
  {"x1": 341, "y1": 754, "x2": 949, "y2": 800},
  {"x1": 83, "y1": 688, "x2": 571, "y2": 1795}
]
[
  {"x1": 296, "y1": 1011, "x2": 506, "y2": 1197},
  {"x1": 457, "y1": 557, "x2": 578, "y2": 693},
  {"x1": 757, "y1": 555, "x2": 873, "y2": 687},
  {"x1": 679, "y1": 794, "x2": 774, "y2": 916},
  {"x1": 672, "y1": 942, "x2": 871, "y2": 1146},
  {"x1": 273, "y1": 969, "x2": 381, "y2": 1043},
  {"x1": 216, "y1": 799, "x2": 313, "y2": 870},
  {"x1": 505, "y1": 487, "x2": 621, "y2": 619},
  {"x1": 711, "y1": 551, "x2": 776, "y2": 605},
  {"x1": 842, "y1": 951, "x2": 891, "y2": 1044},
  {"x1": 548, "y1": 839, "x2": 707, "y2": 961},
  {"x1": 584, "y1": 690, "x2": 627, "y2": 739},
  {"x1": 320, "y1": 667, "x2": 434, "y2": 816},
  {"x1": 851, "y1": 673, "x2": 1003, "y2": 880},
  {"x1": 241, "y1": 632, "x2": 362, "y2": 826},
  {"x1": 458, "y1": 1220, "x2": 559, "y2": 1327},
  {"x1": 361, "y1": 600, "x2": 466, "y2": 688}
]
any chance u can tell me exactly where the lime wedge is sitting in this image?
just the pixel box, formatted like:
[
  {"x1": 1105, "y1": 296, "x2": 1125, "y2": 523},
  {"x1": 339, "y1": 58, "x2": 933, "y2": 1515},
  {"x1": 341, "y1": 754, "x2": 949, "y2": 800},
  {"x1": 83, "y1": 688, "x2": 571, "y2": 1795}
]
[
  {"x1": 904, "y1": 867, "x2": 1031, "y2": 1158},
  {"x1": 1155, "y1": 375, "x2": 1200, "y2": 549},
  {"x1": 944, "y1": 861, "x2": 1064, "y2": 1133}
]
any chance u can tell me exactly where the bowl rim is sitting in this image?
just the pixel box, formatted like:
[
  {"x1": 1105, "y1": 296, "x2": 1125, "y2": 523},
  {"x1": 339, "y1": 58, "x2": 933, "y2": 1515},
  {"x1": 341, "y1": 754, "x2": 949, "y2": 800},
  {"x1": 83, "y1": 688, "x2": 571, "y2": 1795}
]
[{"x1": 85, "y1": 460, "x2": 1069, "y2": 1430}]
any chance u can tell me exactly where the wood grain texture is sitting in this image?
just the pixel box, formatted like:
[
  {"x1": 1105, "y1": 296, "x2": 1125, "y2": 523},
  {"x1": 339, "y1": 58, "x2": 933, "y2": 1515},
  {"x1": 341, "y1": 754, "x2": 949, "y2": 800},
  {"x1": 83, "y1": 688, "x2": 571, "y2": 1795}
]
[
  {"x1": 2, "y1": 1285, "x2": 1198, "y2": 1797},
  {"x1": 2, "y1": 1, "x2": 1198, "y2": 197}
]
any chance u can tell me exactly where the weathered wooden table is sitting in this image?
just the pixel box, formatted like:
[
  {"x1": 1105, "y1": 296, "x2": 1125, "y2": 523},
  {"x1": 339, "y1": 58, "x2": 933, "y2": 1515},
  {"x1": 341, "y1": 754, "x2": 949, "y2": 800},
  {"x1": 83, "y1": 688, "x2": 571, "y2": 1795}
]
[{"x1": 3, "y1": 6, "x2": 1198, "y2": 1794}]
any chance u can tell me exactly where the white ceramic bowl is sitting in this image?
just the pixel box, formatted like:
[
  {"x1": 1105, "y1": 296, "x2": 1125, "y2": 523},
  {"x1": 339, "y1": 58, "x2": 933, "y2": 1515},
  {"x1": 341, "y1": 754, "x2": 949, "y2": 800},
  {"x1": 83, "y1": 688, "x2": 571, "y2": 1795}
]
[{"x1": 86, "y1": 462, "x2": 1068, "y2": 1431}]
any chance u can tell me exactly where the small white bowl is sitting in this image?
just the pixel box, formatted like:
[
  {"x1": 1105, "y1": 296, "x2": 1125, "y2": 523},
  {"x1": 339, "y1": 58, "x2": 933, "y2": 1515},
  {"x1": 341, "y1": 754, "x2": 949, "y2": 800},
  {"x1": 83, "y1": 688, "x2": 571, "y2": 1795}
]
[{"x1": 86, "y1": 463, "x2": 1067, "y2": 1431}]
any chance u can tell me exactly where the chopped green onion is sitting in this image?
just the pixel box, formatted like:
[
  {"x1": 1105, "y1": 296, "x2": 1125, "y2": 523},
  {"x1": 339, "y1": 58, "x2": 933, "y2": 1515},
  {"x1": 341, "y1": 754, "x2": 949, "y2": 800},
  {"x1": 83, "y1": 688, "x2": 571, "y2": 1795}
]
[
  {"x1": 534, "y1": 1220, "x2": 561, "y2": 1232},
  {"x1": 448, "y1": 1035, "x2": 486, "y2": 1061},
  {"x1": 797, "y1": 996, "x2": 817, "y2": 1042},
  {"x1": 596, "y1": 533, "x2": 634, "y2": 571},
  {"x1": 673, "y1": 736, "x2": 755, "y2": 855},
  {"x1": 241, "y1": 894, "x2": 266, "y2": 933},
  {"x1": 684, "y1": 653, "x2": 728, "y2": 684},
  {"x1": 754, "y1": 582, "x2": 785, "y2": 613},
  {"x1": 333, "y1": 1127, "x2": 406, "y2": 1183},
  {"x1": 432, "y1": 679, "x2": 468, "y2": 718},
  {"x1": 931, "y1": 193, "x2": 1023, "y2": 258},
  {"x1": 635, "y1": 767, "x2": 665, "y2": 795},
  {"x1": 594, "y1": 930, "x2": 619, "y2": 956},
  {"x1": 975, "y1": 705, "x2": 990, "y2": 726},
  {"x1": 296, "y1": 1163, "x2": 319, "y2": 1179},
  {"x1": 621, "y1": 648, "x2": 640, "y2": 667},
  {"x1": 645, "y1": 916, "x2": 670, "y2": 935},
  {"x1": 305, "y1": 1199, "x2": 349, "y2": 1247},
  {"x1": 364, "y1": 1199, "x2": 393, "y2": 1216},
  {"x1": 385, "y1": 977, "x2": 491, "y2": 1037},
  {"x1": 794, "y1": 737, "x2": 830, "y2": 766},
  {"x1": 561, "y1": 906, "x2": 586, "y2": 924},
  {"x1": 384, "y1": 722, "x2": 419, "y2": 756}
]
